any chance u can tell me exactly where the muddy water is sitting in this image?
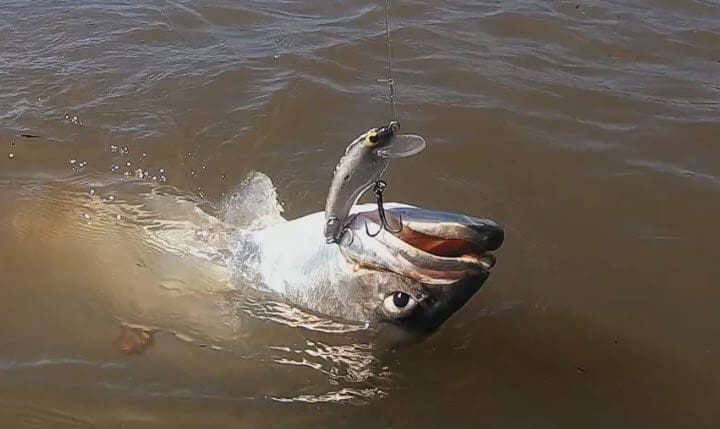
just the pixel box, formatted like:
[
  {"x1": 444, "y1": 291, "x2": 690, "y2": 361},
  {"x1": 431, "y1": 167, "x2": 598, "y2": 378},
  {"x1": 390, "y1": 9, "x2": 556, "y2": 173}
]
[{"x1": 1, "y1": 0, "x2": 719, "y2": 427}]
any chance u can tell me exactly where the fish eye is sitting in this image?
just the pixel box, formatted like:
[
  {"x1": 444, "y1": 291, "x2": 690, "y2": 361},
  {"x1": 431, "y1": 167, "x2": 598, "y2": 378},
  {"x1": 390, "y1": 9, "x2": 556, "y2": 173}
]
[
  {"x1": 393, "y1": 292, "x2": 409, "y2": 307},
  {"x1": 382, "y1": 292, "x2": 417, "y2": 317}
]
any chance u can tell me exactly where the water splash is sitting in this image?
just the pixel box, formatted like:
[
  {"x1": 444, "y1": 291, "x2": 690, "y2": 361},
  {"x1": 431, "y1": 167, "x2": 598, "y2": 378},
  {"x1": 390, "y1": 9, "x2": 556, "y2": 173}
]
[
  {"x1": 221, "y1": 171, "x2": 285, "y2": 230},
  {"x1": 238, "y1": 296, "x2": 367, "y2": 334},
  {"x1": 269, "y1": 387, "x2": 385, "y2": 404},
  {"x1": 64, "y1": 113, "x2": 83, "y2": 126}
]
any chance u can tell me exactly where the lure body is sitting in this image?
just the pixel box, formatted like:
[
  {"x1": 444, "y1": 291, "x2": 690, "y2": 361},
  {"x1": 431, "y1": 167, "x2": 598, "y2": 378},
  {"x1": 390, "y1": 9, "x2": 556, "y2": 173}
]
[{"x1": 324, "y1": 122, "x2": 425, "y2": 243}]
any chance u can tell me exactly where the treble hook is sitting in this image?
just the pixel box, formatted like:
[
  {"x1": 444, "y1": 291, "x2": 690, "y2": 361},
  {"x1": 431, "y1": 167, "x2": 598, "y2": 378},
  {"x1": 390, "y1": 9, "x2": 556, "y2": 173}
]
[{"x1": 365, "y1": 180, "x2": 403, "y2": 237}]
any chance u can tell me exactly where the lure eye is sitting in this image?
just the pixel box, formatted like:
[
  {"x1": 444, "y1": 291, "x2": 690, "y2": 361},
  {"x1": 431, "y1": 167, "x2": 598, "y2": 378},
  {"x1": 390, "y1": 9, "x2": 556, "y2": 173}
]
[{"x1": 364, "y1": 130, "x2": 380, "y2": 147}]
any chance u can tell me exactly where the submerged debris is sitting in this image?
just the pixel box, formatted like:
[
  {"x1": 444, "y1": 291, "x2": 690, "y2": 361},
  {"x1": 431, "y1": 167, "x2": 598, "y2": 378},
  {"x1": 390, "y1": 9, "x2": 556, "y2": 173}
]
[{"x1": 112, "y1": 325, "x2": 155, "y2": 355}]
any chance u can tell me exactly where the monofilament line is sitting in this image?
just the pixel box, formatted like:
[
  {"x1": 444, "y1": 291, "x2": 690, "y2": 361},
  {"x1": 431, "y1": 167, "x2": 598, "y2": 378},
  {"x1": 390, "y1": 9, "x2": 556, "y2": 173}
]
[{"x1": 382, "y1": 0, "x2": 398, "y2": 122}]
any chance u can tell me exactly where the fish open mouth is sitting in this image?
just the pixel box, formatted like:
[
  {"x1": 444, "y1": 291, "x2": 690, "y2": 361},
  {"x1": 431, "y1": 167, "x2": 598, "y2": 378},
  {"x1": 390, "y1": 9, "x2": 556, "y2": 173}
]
[
  {"x1": 396, "y1": 227, "x2": 497, "y2": 271},
  {"x1": 341, "y1": 205, "x2": 503, "y2": 285}
]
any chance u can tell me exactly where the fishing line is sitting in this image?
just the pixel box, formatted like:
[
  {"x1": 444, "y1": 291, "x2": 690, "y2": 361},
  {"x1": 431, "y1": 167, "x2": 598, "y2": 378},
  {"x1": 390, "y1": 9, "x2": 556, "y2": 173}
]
[{"x1": 380, "y1": 0, "x2": 398, "y2": 122}]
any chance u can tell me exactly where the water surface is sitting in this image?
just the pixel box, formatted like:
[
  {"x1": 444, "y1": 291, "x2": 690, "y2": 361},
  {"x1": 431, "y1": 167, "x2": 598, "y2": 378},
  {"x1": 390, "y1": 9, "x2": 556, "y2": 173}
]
[{"x1": 1, "y1": 0, "x2": 719, "y2": 427}]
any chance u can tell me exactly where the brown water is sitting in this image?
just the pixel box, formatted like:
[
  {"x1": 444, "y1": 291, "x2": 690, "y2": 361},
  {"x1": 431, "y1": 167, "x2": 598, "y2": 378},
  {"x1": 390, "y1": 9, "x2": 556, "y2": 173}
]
[{"x1": 1, "y1": 0, "x2": 719, "y2": 427}]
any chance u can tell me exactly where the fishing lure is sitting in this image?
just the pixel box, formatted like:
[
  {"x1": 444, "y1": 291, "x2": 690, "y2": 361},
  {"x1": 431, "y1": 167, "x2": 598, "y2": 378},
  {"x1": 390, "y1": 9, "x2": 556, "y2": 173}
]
[{"x1": 324, "y1": 121, "x2": 425, "y2": 243}]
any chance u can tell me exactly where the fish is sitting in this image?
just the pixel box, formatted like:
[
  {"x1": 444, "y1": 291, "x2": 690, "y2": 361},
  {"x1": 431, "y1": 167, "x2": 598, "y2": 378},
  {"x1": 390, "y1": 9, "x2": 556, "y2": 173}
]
[{"x1": 248, "y1": 199, "x2": 503, "y2": 334}]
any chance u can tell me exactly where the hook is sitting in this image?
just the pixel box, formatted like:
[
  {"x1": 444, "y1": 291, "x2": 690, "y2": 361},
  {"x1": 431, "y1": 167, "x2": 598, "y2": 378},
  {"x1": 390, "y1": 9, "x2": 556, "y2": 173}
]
[{"x1": 365, "y1": 180, "x2": 403, "y2": 237}]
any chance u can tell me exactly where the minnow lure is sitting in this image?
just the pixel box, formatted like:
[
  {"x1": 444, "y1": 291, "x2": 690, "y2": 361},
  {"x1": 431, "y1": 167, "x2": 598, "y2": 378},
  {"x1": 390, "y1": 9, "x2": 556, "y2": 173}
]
[{"x1": 324, "y1": 121, "x2": 425, "y2": 243}]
